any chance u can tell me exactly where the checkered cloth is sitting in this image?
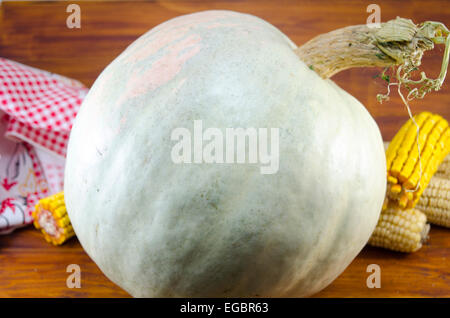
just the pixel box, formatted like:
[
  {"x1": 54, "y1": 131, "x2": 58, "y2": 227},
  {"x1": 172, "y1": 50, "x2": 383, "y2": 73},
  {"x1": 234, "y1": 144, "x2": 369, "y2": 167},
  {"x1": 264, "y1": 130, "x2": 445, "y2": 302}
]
[{"x1": 0, "y1": 58, "x2": 88, "y2": 233}]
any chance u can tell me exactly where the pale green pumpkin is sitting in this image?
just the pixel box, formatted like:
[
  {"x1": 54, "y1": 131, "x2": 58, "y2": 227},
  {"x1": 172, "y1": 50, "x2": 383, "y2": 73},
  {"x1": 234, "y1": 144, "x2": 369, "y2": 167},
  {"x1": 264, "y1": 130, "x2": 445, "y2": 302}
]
[{"x1": 65, "y1": 10, "x2": 388, "y2": 297}]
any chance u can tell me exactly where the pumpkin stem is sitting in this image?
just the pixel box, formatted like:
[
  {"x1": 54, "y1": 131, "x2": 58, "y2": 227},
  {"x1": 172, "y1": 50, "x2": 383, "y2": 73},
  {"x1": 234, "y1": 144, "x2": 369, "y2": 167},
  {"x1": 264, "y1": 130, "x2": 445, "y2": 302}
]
[{"x1": 296, "y1": 17, "x2": 450, "y2": 103}]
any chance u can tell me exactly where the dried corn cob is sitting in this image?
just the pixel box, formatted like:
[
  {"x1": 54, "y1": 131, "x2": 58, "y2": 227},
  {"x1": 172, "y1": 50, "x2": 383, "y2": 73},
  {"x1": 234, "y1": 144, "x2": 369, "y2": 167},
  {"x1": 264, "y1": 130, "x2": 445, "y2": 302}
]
[
  {"x1": 32, "y1": 192, "x2": 75, "y2": 245},
  {"x1": 368, "y1": 204, "x2": 429, "y2": 252},
  {"x1": 385, "y1": 112, "x2": 450, "y2": 209},
  {"x1": 416, "y1": 176, "x2": 450, "y2": 227}
]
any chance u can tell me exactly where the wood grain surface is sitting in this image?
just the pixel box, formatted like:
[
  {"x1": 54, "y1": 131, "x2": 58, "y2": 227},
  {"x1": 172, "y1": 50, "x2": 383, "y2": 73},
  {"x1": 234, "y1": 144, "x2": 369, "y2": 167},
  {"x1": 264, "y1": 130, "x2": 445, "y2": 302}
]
[{"x1": 0, "y1": 0, "x2": 449, "y2": 298}]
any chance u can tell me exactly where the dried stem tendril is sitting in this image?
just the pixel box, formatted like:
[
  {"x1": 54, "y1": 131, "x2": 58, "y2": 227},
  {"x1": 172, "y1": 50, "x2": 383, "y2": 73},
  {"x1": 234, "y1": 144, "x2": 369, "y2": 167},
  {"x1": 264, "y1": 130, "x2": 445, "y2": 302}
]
[
  {"x1": 376, "y1": 21, "x2": 450, "y2": 192},
  {"x1": 377, "y1": 21, "x2": 450, "y2": 103}
]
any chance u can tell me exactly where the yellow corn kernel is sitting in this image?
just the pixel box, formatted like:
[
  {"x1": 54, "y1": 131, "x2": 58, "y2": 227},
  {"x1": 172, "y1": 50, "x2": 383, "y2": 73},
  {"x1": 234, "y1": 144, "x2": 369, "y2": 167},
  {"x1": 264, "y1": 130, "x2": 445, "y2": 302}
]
[
  {"x1": 416, "y1": 176, "x2": 450, "y2": 227},
  {"x1": 398, "y1": 194, "x2": 408, "y2": 208},
  {"x1": 387, "y1": 175, "x2": 398, "y2": 184},
  {"x1": 32, "y1": 192, "x2": 75, "y2": 246},
  {"x1": 368, "y1": 204, "x2": 429, "y2": 253},
  {"x1": 391, "y1": 184, "x2": 402, "y2": 194}
]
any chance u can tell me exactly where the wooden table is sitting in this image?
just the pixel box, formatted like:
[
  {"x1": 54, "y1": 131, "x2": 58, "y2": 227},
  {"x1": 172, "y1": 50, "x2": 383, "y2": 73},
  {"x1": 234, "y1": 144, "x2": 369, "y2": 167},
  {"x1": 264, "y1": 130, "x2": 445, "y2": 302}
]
[{"x1": 1, "y1": 0, "x2": 449, "y2": 298}]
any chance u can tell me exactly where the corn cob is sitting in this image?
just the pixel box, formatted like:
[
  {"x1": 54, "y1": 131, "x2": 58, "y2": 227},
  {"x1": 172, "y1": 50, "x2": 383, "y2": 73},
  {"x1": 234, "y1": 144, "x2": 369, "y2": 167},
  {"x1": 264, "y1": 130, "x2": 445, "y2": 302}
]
[
  {"x1": 385, "y1": 112, "x2": 450, "y2": 209},
  {"x1": 371, "y1": 111, "x2": 450, "y2": 253},
  {"x1": 416, "y1": 176, "x2": 450, "y2": 227},
  {"x1": 384, "y1": 141, "x2": 450, "y2": 228},
  {"x1": 368, "y1": 203, "x2": 429, "y2": 252},
  {"x1": 436, "y1": 153, "x2": 450, "y2": 178},
  {"x1": 32, "y1": 192, "x2": 75, "y2": 245}
]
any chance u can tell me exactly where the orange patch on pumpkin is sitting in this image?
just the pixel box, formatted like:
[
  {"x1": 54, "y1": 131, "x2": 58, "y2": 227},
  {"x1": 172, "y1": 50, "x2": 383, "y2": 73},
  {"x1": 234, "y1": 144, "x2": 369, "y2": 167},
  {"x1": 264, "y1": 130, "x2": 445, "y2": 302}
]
[{"x1": 123, "y1": 34, "x2": 201, "y2": 100}]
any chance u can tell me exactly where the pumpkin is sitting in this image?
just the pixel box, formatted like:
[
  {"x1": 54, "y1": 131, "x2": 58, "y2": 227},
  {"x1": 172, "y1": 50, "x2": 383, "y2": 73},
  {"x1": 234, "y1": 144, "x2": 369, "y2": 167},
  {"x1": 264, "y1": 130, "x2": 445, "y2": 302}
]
[{"x1": 64, "y1": 10, "x2": 448, "y2": 297}]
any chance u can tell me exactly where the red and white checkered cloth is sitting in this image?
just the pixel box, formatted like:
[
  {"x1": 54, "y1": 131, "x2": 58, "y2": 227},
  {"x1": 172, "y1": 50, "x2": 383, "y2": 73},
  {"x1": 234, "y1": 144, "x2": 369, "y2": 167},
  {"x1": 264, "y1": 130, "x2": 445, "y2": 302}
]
[{"x1": 0, "y1": 57, "x2": 88, "y2": 234}]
